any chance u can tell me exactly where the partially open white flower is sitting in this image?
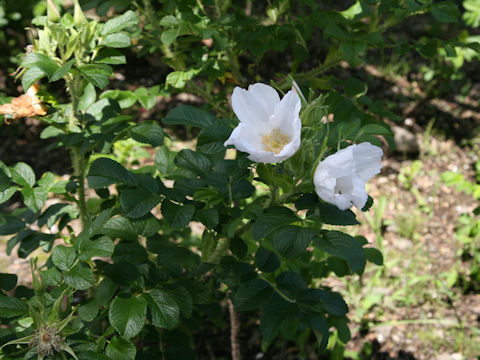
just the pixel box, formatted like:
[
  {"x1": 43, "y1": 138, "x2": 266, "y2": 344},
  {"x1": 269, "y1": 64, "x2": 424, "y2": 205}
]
[
  {"x1": 314, "y1": 142, "x2": 383, "y2": 210},
  {"x1": 224, "y1": 83, "x2": 301, "y2": 163}
]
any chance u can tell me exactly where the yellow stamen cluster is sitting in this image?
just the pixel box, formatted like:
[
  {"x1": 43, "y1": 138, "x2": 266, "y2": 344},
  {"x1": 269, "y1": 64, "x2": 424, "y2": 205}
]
[{"x1": 262, "y1": 129, "x2": 290, "y2": 154}]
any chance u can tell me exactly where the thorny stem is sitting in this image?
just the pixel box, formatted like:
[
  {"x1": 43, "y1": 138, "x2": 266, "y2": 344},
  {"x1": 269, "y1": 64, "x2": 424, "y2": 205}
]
[
  {"x1": 66, "y1": 77, "x2": 88, "y2": 229},
  {"x1": 228, "y1": 299, "x2": 241, "y2": 360}
]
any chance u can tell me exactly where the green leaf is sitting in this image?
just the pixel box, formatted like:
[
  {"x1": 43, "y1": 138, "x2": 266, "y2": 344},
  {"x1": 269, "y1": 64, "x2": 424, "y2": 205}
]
[
  {"x1": 309, "y1": 313, "x2": 329, "y2": 350},
  {"x1": 340, "y1": 39, "x2": 366, "y2": 67},
  {"x1": 344, "y1": 77, "x2": 367, "y2": 97},
  {"x1": 21, "y1": 187, "x2": 48, "y2": 212},
  {"x1": 0, "y1": 168, "x2": 10, "y2": 192},
  {"x1": 87, "y1": 157, "x2": 136, "y2": 189},
  {"x1": 78, "y1": 236, "x2": 115, "y2": 261},
  {"x1": 50, "y1": 59, "x2": 74, "y2": 82},
  {"x1": 101, "y1": 10, "x2": 138, "y2": 35},
  {"x1": 161, "y1": 28, "x2": 179, "y2": 45},
  {"x1": 41, "y1": 267, "x2": 62, "y2": 286},
  {"x1": 52, "y1": 245, "x2": 77, "y2": 271},
  {"x1": 161, "y1": 200, "x2": 195, "y2": 229},
  {"x1": 134, "y1": 87, "x2": 157, "y2": 109},
  {"x1": 78, "y1": 64, "x2": 112, "y2": 89},
  {"x1": 251, "y1": 207, "x2": 299, "y2": 240},
  {"x1": 164, "y1": 105, "x2": 216, "y2": 128},
  {"x1": 176, "y1": 149, "x2": 211, "y2": 177},
  {"x1": 100, "y1": 32, "x2": 131, "y2": 48},
  {"x1": 166, "y1": 68, "x2": 200, "y2": 88},
  {"x1": 105, "y1": 336, "x2": 136, "y2": 360},
  {"x1": 359, "y1": 123, "x2": 393, "y2": 137},
  {"x1": 298, "y1": 289, "x2": 348, "y2": 317},
  {"x1": 161, "y1": 285, "x2": 193, "y2": 318},
  {"x1": 144, "y1": 289, "x2": 180, "y2": 329},
  {"x1": 306, "y1": 203, "x2": 359, "y2": 226},
  {"x1": 64, "y1": 264, "x2": 95, "y2": 290},
  {"x1": 195, "y1": 208, "x2": 219, "y2": 229},
  {"x1": 431, "y1": 1, "x2": 459, "y2": 23},
  {"x1": 272, "y1": 226, "x2": 316, "y2": 259},
  {"x1": 314, "y1": 231, "x2": 366, "y2": 273},
  {"x1": 255, "y1": 247, "x2": 280, "y2": 272},
  {"x1": 79, "y1": 300, "x2": 99, "y2": 322},
  {"x1": 0, "y1": 273, "x2": 17, "y2": 291},
  {"x1": 120, "y1": 188, "x2": 162, "y2": 219},
  {"x1": 0, "y1": 187, "x2": 18, "y2": 204},
  {"x1": 11, "y1": 162, "x2": 35, "y2": 187},
  {"x1": 232, "y1": 279, "x2": 273, "y2": 312},
  {"x1": 0, "y1": 295, "x2": 28, "y2": 318},
  {"x1": 109, "y1": 296, "x2": 147, "y2": 339},
  {"x1": 21, "y1": 52, "x2": 59, "y2": 78},
  {"x1": 95, "y1": 48, "x2": 126, "y2": 64},
  {"x1": 260, "y1": 298, "x2": 292, "y2": 342},
  {"x1": 22, "y1": 67, "x2": 45, "y2": 90},
  {"x1": 364, "y1": 247, "x2": 383, "y2": 265},
  {"x1": 129, "y1": 123, "x2": 164, "y2": 147},
  {"x1": 155, "y1": 147, "x2": 176, "y2": 175},
  {"x1": 96, "y1": 277, "x2": 118, "y2": 306},
  {"x1": 78, "y1": 83, "x2": 96, "y2": 111}
]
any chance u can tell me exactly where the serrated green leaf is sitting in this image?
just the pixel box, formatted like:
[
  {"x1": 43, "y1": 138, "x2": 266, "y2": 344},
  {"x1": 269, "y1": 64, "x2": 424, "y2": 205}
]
[
  {"x1": 155, "y1": 147, "x2": 176, "y2": 175},
  {"x1": 120, "y1": 188, "x2": 162, "y2": 219},
  {"x1": 41, "y1": 267, "x2": 62, "y2": 286},
  {"x1": 260, "y1": 297, "x2": 292, "y2": 342},
  {"x1": 78, "y1": 83, "x2": 96, "y2": 111},
  {"x1": 87, "y1": 157, "x2": 136, "y2": 189},
  {"x1": 162, "y1": 284, "x2": 193, "y2": 318},
  {"x1": 129, "y1": 122, "x2": 164, "y2": 147},
  {"x1": 0, "y1": 295, "x2": 28, "y2": 318},
  {"x1": 431, "y1": 1, "x2": 459, "y2": 23},
  {"x1": 176, "y1": 149, "x2": 211, "y2": 177},
  {"x1": 306, "y1": 202, "x2": 360, "y2": 226},
  {"x1": 0, "y1": 186, "x2": 18, "y2": 204},
  {"x1": 100, "y1": 32, "x2": 131, "y2": 48},
  {"x1": 0, "y1": 168, "x2": 10, "y2": 192},
  {"x1": 50, "y1": 59, "x2": 74, "y2": 82},
  {"x1": 341, "y1": 39, "x2": 366, "y2": 67},
  {"x1": 251, "y1": 207, "x2": 299, "y2": 240},
  {"x1": 298, "y1": 288, "x2": 348, "y2": 316},
  {"x1": 195, "y1": 208, "x2": 219, "y2": 229},
  {"x1": 344, "y1": 77, "x2": 367, "y2": 97},
  {"x1": 21, "y1": 187, "x2": 48, "y2": 212},
  {"x1": 101, "y1": 10, "x2": 138, "y2": 35},
  {"x1": 272, "y1": 226, "x2": 316, "y2": 259},
  {"x1": 78, "y1": 236, "x2": 115, "y2": 261},
  {"x1": 163, "y1": 105, "x2": 216, "y2": 128},
  {"x1": 144, "y1": 289, "x2": 180, "y2": 329},
  {"x1": 22, "y1": 67, "x2": 45, "y2": 90},
  {"x1": 232, "y1": 278, "x2": 273, "y2": 312},
  {"x1": 161, "y1": 200, "x2": 195, "y2": 229},
  {"x1": 314, "y1": 231, "x2": 366, "y2": 273},
  {"x1": 11, "y1": 162, "x2": 35, "y2": 187},
  {"x1": 95, "y1": 48, "x2": 126, "y2": 65},
  {"x1": 64, "y1": 264, "x2": 95, "y2": 290},
  {"x1": 52, "y1": 245, "x2": 77, "y2": 271},
  {"x1": 21, "y1": 52, "x2": 59, "y2": 78},
  {"x1": 78, "y1": 300, "x2": 99, "y2": 322},
  {"x1": 105, "y1": 336, "x2": 136, "y2": 360},
  {"x1": 255, "y1": 247, "x2": 280, "y2": 272},
  {"x1": 109, "y1": 296, "x2": 146, "y2": 339},
  {"x1": 78, "y1": 64, "x2": 112, "y2": 89}
]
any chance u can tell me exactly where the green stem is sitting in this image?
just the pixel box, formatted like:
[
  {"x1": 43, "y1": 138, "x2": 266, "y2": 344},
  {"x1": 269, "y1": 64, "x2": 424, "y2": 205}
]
[
  {"x1": 207, "y1": 238, "x2": 230, "y2": 264},
  {"x1": 72, "y1": 148, "x2": 87, "y2": 229}
]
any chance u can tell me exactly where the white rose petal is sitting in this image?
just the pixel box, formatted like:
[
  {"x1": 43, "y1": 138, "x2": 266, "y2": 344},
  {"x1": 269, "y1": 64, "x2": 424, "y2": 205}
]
[
  {"x1": 224, "y1": 83, "x2": 301, "y2": 163},
  {"x1": 314, "y1": 142, "x2": 383, "y2": 210}
]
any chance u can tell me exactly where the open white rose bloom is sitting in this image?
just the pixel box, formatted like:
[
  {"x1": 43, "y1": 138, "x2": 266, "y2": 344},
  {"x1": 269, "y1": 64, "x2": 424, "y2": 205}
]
[
  {"x1": 314, "y1": 142, "x2": 383, "y2": 210},
  {"x1": 224, "y1": 83, "x2": 301, "y2": 163}
]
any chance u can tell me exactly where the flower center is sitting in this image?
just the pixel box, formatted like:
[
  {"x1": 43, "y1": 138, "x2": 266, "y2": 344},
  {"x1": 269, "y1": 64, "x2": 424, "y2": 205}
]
[{"x1": 262, "y1": 129, "x2": 290, "y2": 154}]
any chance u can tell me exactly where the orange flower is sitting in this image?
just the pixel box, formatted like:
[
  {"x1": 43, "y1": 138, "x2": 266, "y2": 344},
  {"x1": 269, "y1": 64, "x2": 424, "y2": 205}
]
[{"x1": 0, "y1": 84, "x2": 47, "y2": 122}]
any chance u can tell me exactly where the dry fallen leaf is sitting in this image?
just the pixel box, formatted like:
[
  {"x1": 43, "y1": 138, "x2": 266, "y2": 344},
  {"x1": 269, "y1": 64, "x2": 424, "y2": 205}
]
[{"x1": 0, "y1": 84, "x2": 47, "y2": 122}]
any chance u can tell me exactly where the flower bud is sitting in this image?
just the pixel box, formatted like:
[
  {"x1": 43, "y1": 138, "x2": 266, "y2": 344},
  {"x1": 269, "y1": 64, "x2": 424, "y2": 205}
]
[
  {"x1": 30, "y1": 258, "x2": 45, "y2": 292},
  {"x1": 53, "y1": 293, "x2": 71, "y2": 317},
  {"x1": 47, "y1": 0, "x2": 61, "y2": 22},
  {"x1": 73, "y1": 0, "x2": 87, "y2": 26}
]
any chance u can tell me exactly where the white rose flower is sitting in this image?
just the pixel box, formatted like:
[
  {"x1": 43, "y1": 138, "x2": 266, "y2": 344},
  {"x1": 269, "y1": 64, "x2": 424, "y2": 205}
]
[
  {"x1": 314, "y1": 142, "x2": 383, "y2": 210},
  {"x1": 224, "y1": 83, "x2": 301, "y2": 163}
]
